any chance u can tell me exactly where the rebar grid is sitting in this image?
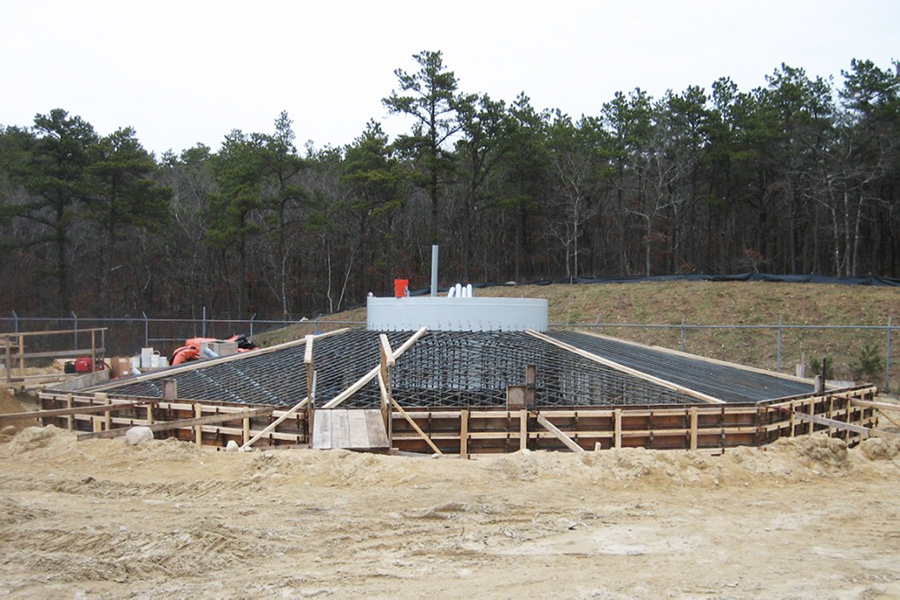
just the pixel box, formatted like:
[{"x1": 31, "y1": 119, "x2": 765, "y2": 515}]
[
  {"x1": 343, "y1": 331, "x2": 696, "y2": 408},
  {"x1": 92, "y1": 329, "x2": 811, "y2": 409},
  {"x1": 549, "y1": 330, "x2": 814, "y2": 403}
]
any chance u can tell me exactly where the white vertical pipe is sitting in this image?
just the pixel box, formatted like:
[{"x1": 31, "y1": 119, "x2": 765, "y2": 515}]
[{"x1": 431, "y1": 245, "x2": 439, "y2": 297}]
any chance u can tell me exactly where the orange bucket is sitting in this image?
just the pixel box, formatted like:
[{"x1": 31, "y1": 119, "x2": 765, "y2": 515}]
[{"x1": 394, "y1": 279, "x2": 409, "y2": 298}]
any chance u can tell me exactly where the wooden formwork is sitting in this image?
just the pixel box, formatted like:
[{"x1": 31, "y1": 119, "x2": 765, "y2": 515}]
[
  {"x1": 32, "y1": 384, "x2": 882, "y2": 454},
  {"x1": 3, "y1": 328, "x2": 107, "y2": 385}
]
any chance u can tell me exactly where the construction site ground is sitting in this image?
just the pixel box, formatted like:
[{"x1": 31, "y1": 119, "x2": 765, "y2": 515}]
[{"x1": 1, "y1": 387, "x2": 900, "y2": 599}]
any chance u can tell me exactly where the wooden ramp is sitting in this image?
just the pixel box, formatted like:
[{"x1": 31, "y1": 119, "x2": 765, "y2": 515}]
[{"x1": 312, "y1": 409, "x2": 390, "y2": 451}]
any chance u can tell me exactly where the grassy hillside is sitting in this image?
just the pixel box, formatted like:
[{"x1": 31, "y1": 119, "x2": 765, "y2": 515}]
[{"x1": 255, "y1": 281, "x2": 900, "y2": 389}]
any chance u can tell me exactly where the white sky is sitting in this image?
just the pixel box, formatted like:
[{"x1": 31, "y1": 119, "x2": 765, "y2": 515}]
[{"x1": 2, "y1": 0, "x2": 897, "y2": 157}]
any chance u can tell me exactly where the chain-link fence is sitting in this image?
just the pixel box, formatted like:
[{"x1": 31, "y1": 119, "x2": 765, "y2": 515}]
[{"x1": 1, "y1": 312, "x2": 895, "y2": 392}]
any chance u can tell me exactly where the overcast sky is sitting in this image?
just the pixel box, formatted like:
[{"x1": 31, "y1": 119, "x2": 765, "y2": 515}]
[{"x1": 2, "y1": 0, "x2": 897, "y2": 157}]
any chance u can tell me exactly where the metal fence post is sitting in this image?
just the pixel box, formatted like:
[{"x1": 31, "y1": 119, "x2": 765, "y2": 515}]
[
  {"x1": 142, "y1": 312, "x2": 149, "y2": 347},
  {"x1": 776, "y1": 316, "x2": 783, "y2": 373},
  {"x1": 680, "y1": 316, "x2": 686, "y2": 352},
  {"x1": 11, "y1": 310, "x2": 18, "y2": 334},
  {"x1": 71, "y1": 311, "x2": 78, "y2": 351},
  {"x1": 887, "y1": 316, "x2": 893, "y2": 393},
  {"x1": 202, "y1": 306, "x2": 207, "y2": 338},
  {"x1": 249, "y1": 313, "x2": 256, "y2": 339}
]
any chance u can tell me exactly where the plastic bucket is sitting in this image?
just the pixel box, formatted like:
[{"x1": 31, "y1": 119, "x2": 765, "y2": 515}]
[{"x1": 394, "y1": 279, "x2": 409, "y2": 298}]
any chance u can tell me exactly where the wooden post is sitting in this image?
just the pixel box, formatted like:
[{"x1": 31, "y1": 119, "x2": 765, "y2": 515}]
[
  {"x1": 163, "y1": 379, "x2": 177, "y2": 401},
  {"x1": 790, "y1": 401, "x2": 796, "y2": 437},
  {"x1": 243, "y1": 416, "x2": 250, "y2": 445},
  {"x1": 146, "y1": 403, "x2": 154, "y2": 425},
  {"x1": 524, "y1": 364, "x2": 536, "y2": 408},
  {"x1": 17, "y1": 334, "x2": 25, "y2": 377},
  {"x1": 93, "y1": 392, "x2": 110, "y2": 431},
  {"x1": 90, "y1": 329, "x2": 96, "y2": 372},
  {"x1": 4, "y1": 337, "x2": 10, "y2": 383},
  {"x1": 379, "y1": 334, "x2": 394, "y2": 441},
  {"x1": 194, "y1": 404, "x2": 203, "y2": 445},
  {"x1": 66, "y1": 394, "x2": 73, "y2": 431},
  {"x1": 460, "y1": 409, "x2": 469, "y2": 459},
  {"x1": 519, "y1": 409, "x2": 527, "y2": 451},
  {"x1": 614, "y1": 408, "x2": 622, "y2": 449},
  {"x1": 846, "y1": 396, "x2": 853, "y2": 442},
  {"x1": 827, "y1": 396, "x2": 834, "y2": 437},
  {"x1": 305, "y1": 335, "x2": 316, "y2": 442},
  {"x1": 808, "y1": 398, "x2": 816, "y2": 435},
  {"x1": 689, "y1": 407, "x2": 698, "y2": 451}
]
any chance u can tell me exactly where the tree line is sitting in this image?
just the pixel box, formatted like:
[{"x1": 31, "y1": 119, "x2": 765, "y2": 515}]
[{"x1": 1, "y1": 51, "x2": 898, "y2": 319}]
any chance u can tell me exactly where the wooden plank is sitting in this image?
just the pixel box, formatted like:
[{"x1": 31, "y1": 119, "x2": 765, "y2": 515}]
[
  {"x1": 240, "y1": 396, "x2": 309, "y2": 450},
  {"x1": 0, "y1": 327, "x2": 107, "y2": 338},
  {"x1": 379, "y1": 334, "x2": 396, "y2": 368},
  {"x1": 460, "y1": 409, "x2": 469, "y2": 459},
  {"x1": 535, "y1": 413, "x2": 585, "y2": 453},
  {"x1": 331, "y1": 409, "x2": 351, "y2": 449},
  {"x1": 793, "y1": 412, "x2": 900, "y2": 439},
  {"x1": 15, "y1": 348, "x2": 107, "y2": 360},
  {"x1": 304, "y1": 335, "x2": 314, "y2": 365},
  {"x1": 364, "y1": 409, "x2": 390, "y2": 449},
  {"x1": 0, "y1": 398, "x2": 160, "y2": 423},
  {"x1": 851, "y1": 398, "x2": 900, "y2": 412},
  {"x1": 76, "y1": 406, "x2": 274, "y2": 441},
  {"x1": 312, "y1": 409, "x2": 332, "y2": 449},
  {"x1": 527, "y1": 330, "x2": 726, "y2": 404},
  {"x1": 347, "y1": 409, "x2": 370, "y2": 448},
  {"x1": 391, "y1": 397, "x2": 443, "y2": 455}
]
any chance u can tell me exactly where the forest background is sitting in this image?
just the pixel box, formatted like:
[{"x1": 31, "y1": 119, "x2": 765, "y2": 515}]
[{"x1": 1, "y1": 51, "x2": 898, "y2": 320}]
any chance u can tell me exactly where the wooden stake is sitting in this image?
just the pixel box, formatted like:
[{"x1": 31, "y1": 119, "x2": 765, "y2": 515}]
[
  {"x1": 690, "y1": 407, "x2": 698, "y2": 451},
  {"x1": 194, "y1": 404, "x2": 203, "y2": 445},
  {"x1": 460, "y1": 409, "x2": 469, "y2": 459},
  {"x1": 519, "y1": 409, "x2": 527, "y2": 451},
  {"x1": 808, "y1": 398, "x2": 815, "y2": 435},
  {"x1": 94, "y1": 393, "x2": 111, "y2": 431},
  {"x1": 4, "y1": 337, "x2": 11, "y2": 384},
  {"x1": 614, "y1": 408, "x2": 622, "y2": 449},
  {"x1": 66, "y1": 394, "x2": 73, "y2": 431}
]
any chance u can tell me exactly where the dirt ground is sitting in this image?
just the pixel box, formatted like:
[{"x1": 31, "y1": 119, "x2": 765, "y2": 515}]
[{"x1": 1, "y1": 419, "x2": 899, "y2": 600}]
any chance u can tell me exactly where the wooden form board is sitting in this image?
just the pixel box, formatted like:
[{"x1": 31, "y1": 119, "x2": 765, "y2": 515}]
[
  {"x1": 311, "y1": 409, "x2": 390, "y2": 450},
  {"x1": 77, "y1": 406, "x2": 275, "y2": 440},
  {"x1": 39, "y1": 383, "x2": 876, "y2": 455}
]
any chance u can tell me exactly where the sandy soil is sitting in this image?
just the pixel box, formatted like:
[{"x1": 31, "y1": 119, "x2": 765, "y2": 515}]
[{"x1": 0, "y1": 422, "x2": 899, "y2": 600}]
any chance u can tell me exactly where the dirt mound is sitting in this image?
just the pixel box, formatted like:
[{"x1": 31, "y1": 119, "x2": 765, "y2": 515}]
[
  {"x1": 0, "y1": 387, "x2": 39, "y2": 439},
  {"x1": 1, "y1": 425, "x2": 75, "y2": 457}
]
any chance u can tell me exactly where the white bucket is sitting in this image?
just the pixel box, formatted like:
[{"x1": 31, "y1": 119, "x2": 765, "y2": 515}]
[{"x1": 140, "y1": 347, "x2": 153, "y2": 369}]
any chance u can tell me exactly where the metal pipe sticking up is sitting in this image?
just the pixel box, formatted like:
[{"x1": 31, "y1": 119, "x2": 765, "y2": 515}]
[{"x1": 431, "y1": 245, "x2": 439, "y2": 297}]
